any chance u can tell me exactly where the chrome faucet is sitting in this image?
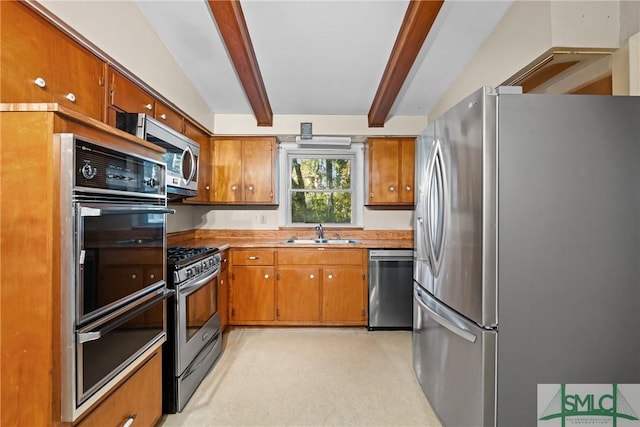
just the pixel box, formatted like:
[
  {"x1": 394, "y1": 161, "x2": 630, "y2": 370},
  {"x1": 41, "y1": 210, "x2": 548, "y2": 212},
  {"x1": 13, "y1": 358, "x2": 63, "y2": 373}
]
[{"x1": 315, "y1": 223, "x2": 324, "y2": 240}]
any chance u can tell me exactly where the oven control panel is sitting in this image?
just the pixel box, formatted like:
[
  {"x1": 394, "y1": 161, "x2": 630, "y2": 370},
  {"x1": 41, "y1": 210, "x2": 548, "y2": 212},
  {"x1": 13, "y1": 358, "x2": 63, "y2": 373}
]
[
  {"x1": 171, "y1": 252, "x2": 221, "y2": 286},
  {"x1": 74, "y1": 139, "x2": 166, "y2": 197}
]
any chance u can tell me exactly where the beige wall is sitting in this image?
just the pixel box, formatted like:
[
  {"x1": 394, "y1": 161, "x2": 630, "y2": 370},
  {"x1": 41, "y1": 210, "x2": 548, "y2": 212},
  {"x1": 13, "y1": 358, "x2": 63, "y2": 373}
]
[{"x1": 429, "y1": 0, "x2": 632, "y2": 120}]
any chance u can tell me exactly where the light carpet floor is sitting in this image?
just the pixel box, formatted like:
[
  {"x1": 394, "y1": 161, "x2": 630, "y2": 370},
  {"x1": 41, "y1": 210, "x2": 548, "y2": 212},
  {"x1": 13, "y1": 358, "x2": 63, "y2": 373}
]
[{"x1": 159, "y1": 327, "x2": 442, "y2": 427}]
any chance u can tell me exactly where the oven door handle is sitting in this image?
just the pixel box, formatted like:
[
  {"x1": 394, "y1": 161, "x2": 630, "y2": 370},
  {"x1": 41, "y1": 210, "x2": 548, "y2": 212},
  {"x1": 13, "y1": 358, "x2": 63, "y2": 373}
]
[
  {"x1": 77, "y1": 288, "x2": 173, "y2": 343},
  {"x1": 178, "y1": 268, "x2": 218, "y2": 295},
  {"x1": 80, "y1": 206, "x2": 176, "y2": 217}
]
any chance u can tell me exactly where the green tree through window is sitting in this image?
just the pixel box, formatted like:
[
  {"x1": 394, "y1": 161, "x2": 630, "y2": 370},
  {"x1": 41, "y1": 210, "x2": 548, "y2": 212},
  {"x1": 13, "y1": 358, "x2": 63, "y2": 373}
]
[{"x1": 290, "y1": 157, "x2": 352, "y2": 223}]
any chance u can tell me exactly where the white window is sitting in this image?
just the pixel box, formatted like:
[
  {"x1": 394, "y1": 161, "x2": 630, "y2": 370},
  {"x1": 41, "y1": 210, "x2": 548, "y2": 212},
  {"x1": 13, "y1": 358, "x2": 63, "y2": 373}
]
[{"x1": 280, "y1": 143, "x2": 363, "y2": 227}]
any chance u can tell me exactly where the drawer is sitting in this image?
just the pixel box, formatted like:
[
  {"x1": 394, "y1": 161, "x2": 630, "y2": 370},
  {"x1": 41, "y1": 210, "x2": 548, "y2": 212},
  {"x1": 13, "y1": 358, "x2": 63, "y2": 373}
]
[
  {"x1": 76, "y1": 350, "x2": 162, "y2": 427},
  {"x1": 232, "y1": 249, "x2": 274, "y2": 265},
  {"x1": 277, "y1": 249, "x2": 365, "y2": 266}
]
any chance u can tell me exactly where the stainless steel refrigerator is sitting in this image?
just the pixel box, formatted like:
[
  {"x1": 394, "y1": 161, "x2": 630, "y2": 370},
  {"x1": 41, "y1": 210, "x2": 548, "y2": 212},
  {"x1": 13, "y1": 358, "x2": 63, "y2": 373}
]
[{"x1": 412, "y1": 86, "x2": 640, "y2": 426}]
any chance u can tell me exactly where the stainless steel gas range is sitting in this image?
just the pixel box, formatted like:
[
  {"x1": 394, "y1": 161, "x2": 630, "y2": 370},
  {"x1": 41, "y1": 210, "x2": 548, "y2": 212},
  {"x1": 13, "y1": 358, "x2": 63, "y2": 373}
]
[{"x1": 163, "y1": 246, "x2": 223, "y2": 413}]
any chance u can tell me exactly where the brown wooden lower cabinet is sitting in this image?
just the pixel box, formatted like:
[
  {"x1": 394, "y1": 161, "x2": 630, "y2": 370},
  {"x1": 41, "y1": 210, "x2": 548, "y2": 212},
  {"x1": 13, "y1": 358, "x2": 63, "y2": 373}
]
[
  {"x1": 228, "y1": 248, "x2": 367, "y2": 326},
  {"x1": 76, "y1": 350, "x2": 162, "y2": 427}
]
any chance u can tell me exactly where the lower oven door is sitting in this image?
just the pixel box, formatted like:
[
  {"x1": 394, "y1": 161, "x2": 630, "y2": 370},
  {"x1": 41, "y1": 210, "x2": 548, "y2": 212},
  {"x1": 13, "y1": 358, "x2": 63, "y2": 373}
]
[
  {"x1": 176, "y1": 270, "x2": 220, "y2": 375},
  {"x1": 68, "y1": 288, "x2": 171, "y2": 420}
]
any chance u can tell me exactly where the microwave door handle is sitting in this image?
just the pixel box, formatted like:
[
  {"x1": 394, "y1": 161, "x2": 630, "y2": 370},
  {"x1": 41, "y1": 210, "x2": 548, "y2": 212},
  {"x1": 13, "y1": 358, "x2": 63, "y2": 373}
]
[
  {"x1": 80, "y1": 206, "x2": 176, "y2": 216},
  {"x1": 184, "y1": 145, "x2": 196, "y2": 184}
]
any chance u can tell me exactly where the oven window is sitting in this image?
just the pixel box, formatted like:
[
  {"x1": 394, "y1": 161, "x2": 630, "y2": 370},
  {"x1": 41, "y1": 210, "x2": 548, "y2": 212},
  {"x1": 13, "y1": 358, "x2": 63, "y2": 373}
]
[
  {"x1": 79, "y1": 206, "x2": 165, "y2": 324},
  {"x1": 78, "y1": 296, "x2": 165, "y2": 403},
  {"x1": 185, "y1": 277, "x2": 218, "y2": 341}
]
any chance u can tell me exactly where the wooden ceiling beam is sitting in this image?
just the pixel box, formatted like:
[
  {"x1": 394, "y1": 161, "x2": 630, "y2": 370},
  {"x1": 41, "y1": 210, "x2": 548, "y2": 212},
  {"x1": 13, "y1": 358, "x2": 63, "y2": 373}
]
[
  {"x1": 207, "y1": 0, "x2": 273, "y2": 126},
  {"x1": 368, "y1": 0, "x2": 444, "y2": 127}
]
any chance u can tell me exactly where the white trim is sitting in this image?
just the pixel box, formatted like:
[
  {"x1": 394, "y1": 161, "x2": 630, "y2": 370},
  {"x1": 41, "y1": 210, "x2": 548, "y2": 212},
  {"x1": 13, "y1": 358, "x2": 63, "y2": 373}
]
[{"x1": 279, "y1": 142, "x2": 363, "y2": 227}]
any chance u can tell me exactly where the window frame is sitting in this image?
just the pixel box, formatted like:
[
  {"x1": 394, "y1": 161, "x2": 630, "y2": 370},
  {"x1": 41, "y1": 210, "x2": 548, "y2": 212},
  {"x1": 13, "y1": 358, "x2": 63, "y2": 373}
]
[{"x1": 279, "y1": 142, "x2": 363, "y2": 228}]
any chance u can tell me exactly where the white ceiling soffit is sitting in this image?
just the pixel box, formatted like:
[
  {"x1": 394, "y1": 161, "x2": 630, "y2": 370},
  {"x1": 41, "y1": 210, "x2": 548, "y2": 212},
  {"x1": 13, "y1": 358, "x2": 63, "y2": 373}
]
[{"x1": 136, "y1": 0, "x2": 513, "y2": 118}]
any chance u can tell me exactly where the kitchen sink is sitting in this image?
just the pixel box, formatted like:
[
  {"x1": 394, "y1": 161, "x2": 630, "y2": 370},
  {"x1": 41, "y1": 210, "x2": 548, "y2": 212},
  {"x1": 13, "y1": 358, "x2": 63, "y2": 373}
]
[{"x1": 284, "y1": 238, "x2": 358, "y2": 244}]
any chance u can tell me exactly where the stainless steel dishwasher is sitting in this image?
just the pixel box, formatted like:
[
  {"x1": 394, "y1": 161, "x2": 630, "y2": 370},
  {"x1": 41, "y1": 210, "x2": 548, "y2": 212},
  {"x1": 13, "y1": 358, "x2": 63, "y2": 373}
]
[{"x1": 368, "y1": 249, "x2": 414, "y2": 330}]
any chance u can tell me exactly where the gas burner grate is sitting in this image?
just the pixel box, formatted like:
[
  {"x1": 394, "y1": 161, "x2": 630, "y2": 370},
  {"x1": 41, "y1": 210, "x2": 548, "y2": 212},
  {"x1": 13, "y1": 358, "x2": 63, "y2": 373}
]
[{"x1": 167, "y1": 246, "x2": 217, "y2": 265}]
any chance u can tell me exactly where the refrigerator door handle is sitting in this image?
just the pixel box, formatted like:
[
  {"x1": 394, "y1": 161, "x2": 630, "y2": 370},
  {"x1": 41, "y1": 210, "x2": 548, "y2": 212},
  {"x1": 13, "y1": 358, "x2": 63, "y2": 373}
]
[
  {"x1": 414, "y1": 287, "x2": 477, "y2": 343},
  {"x1": 426, "y1": 140, "x2": 446, "y2": 277}
]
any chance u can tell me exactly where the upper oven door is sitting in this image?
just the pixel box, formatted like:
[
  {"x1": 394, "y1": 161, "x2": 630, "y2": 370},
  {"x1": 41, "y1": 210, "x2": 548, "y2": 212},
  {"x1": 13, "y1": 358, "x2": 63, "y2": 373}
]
[{"x1": 75, "y1": 203, "x2": 174, "y2": 326}]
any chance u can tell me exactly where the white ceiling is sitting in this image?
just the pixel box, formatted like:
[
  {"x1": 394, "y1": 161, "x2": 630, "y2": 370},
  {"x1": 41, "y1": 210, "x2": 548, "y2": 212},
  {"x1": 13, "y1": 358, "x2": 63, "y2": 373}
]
[{"x1": 136, "y1": 0, "x2": 513, "y2": 120}]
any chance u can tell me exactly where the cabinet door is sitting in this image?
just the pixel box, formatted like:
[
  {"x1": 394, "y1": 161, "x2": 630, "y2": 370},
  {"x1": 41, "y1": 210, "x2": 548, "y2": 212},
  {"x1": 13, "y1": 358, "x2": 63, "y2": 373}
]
[
  {"x1": 243, "y1": 138, "x2": 275, "y2": 203},
  {"x1": 369, "y1": 138, "x2": 401, "y2": 204},
  {"x1": 184, "y1": 120, "x2": 212, "y2": 203},
  {"x1": 108, "y1": 68, "x2": 154, "y2": 123},
  {"x1": 54, "y1": 35, "x2": 105, "y2": 121},
  {"x1": 230, "y1": 266, "x2": 275, "y2": 322},
  {"x1": 277, "y1": 267, "x2": 321, "y2": 322},
  {"x1": 155, "y1": 100, "x2": 184, "y2": 133},
  {"x1": 322, "y1": 266, "x2": 366, "y2": 323},
  {"x1": 212, "y1": 139, "x2": 243, "y2": 203},
  {"x1": 1, "y1": 1, "x2": 56, "y2": 104},
  {"x1": 400, "y1": 138, "x2": 415, "y2": 204}
]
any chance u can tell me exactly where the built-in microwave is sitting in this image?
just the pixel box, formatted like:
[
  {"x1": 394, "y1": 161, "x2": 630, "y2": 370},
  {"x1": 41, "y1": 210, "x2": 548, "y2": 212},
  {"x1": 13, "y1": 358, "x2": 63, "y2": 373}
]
[{"x1": 116, "y1": 113, "x2": 200, "y2": 199}]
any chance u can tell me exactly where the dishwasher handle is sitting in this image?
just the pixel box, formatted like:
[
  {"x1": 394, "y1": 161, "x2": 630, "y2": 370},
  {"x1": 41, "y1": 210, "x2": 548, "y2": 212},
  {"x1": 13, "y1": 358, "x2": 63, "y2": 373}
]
[{"x1": 369, "y1": 249, "x2": 414, "y2": 261}]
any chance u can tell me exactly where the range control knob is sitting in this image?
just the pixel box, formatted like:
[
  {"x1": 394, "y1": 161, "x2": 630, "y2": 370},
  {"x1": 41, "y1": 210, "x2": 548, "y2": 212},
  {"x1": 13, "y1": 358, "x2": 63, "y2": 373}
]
[
  {"x1": 145, "y1": 178, "x2": 158, "y2": 188},
  {"x1": 81, "y1": 163, "x2": 97, "y2": 180}
]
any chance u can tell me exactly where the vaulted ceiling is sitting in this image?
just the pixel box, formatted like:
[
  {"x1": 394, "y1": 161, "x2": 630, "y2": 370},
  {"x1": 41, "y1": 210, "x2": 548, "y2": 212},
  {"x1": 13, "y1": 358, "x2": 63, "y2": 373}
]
[{"x1": 136, "y1": 1, "x2": 514, "y2": 127}]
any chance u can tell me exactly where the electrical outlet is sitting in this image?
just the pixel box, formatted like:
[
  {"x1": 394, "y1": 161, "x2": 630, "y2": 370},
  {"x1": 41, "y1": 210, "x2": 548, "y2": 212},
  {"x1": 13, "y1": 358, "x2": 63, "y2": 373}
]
[
  {"x1": 260, "y1": 214, "x2": 267, "y2": 224},
  {"x1": 253, "y1": 214, "x2": 260, "y2": 224}
]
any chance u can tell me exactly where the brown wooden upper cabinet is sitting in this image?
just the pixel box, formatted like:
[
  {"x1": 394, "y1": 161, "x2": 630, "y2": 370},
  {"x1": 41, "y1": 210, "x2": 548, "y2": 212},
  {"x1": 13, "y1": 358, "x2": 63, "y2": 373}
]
[
  {"x1": 367, "y1": 137, "x2": 415, "y2": 207},
  {"x1": 211, "y1": 137, "x2": 277, "y2": 204},
  {"x1": 1, "y1": 1, "x2": 105, "y2": 121},
  {"x1": 107, "y1": 67, "x2": 155, "y2": 127}
]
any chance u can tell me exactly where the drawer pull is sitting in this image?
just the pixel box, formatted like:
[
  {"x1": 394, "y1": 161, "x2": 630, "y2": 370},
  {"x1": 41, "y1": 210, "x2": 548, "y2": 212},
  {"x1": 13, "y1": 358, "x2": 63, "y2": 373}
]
[
  {"x1": 145, "y1": 103, "x2": 153, "y2": 110},
  {"x1": 247, "y1": 256, "x2": 260, "y2": 260},
  {"x1": 160, "y1": 113, "x2": 167, "y2": 120},
  {"x1": 264, "y1": 274, "x2": 270, "y2": 279},
  {"x1": 327, "y1": 274, "x2": 333, "y2": 280},
  {"x1": 309, "y1": 274, "x2": 315, "y2": 279},
  {"x1": 34, "y1": 77, "x2": 46, "y2": 88},
  {"x1": 123, "y1": 415, "x2": 136, "y2": 427}
]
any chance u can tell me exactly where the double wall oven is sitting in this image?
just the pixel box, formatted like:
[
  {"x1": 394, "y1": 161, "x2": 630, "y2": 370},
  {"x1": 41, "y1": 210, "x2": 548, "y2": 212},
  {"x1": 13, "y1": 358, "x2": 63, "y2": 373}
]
[
  {"x1": 58, "y1": 134, "x2": 174, "y2": 422},
  {"x1": 164, "y1": 246, "x2": 223, "y2": 413}
]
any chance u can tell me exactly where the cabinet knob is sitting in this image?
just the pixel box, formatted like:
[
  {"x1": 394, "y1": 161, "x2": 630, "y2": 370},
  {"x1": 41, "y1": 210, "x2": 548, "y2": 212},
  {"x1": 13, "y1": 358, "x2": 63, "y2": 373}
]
[
  {"x1": 145, "y1": 103, "x2": 153, "y2": 110},
  {"x1": 149, "y1": 274, "x2": 155, "y2": 279},
  {"x1": 248, "y1": 185, "x2": 254, "y2": 192},
  {"x1": 231, "y1": 185, "x2": 238, "y2": 191},
  {"x1": 123, "y1": 415, "x2": 136, "y2": 427},
  {"x1": 389, "y1": 186, "x2": 396, "y2": 192},
  {"x1": 264, "y1": 274, "x2": 270, "y2": 279},
  {"x1": 131, "y1": 274, "x2": 137, "y2": 279},
  {"x1": 34, "y1": 77, "x2": 46, "y2": 88},
  {"x1": 309, "y1": 274, "x2": 315, "y2": 279},
  {"x1": 327, "y1": 274, "x2": 333, "y2": 280},
  {"x1": 405, "y1": 185, "x2": 412, "y2": 191},
  {"x1": 65, "y1": 93, "x2": 76, "y2": 103},
  {"x1": 205, "y1": 185, "x2": 210, "y2": 190},
  {"x1": 160, "y1": 113, "x2": 167, "y2": 120}
]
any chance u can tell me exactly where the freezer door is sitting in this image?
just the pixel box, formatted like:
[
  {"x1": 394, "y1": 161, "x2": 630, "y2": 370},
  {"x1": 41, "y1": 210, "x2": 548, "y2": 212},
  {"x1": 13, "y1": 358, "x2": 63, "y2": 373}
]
[
  {"x1": 428, "y1": 87, "x2": 497, "y2": 327},
  {"x1": 413, "y1": 284, "x2": 496, "y2": 427}
]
